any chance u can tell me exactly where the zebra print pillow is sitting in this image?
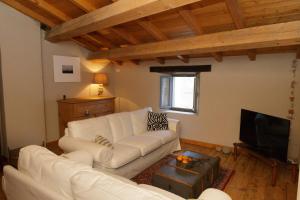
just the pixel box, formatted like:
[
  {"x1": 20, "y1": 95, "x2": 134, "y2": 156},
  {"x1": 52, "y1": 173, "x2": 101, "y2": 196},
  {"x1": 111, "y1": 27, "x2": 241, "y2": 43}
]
[
  {"x1": 95, "y1": 135, "x2": 113, "y2": 149},
  {"x1": 147, "y1": 111, "x2": 168, "y2": 131}
]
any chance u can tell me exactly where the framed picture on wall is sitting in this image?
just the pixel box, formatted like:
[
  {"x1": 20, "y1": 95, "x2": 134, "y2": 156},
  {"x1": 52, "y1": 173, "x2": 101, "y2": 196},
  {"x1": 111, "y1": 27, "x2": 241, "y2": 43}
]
[{"x1": 53, "y1": 55, "x2": 81, "y2": 82}]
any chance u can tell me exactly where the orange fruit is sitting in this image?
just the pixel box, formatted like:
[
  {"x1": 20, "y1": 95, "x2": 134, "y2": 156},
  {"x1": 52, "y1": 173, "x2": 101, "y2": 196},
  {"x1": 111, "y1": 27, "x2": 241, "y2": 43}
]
[
  {"x1": 182, "y1": 159, "x2": 189, "y2": 164},
  {"x1": 177, "y1": 155, "x2": 183, "y2": 161}
]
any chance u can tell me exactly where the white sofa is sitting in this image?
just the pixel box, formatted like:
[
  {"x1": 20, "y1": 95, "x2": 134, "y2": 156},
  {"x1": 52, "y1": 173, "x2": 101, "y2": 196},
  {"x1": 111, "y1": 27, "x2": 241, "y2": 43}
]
[
  {"x1": 2, "y1": 145, "x2": 232, "y2": 200},
  {"x1": 59, "y1": 107, "x2": 181, "y2": 178}
]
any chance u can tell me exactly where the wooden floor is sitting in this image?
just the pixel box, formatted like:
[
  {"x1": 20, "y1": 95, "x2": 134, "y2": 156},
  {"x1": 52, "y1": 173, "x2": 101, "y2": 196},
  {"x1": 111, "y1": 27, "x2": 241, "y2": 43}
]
[
  {"x1": 0, "y1": 142, "x2": 297, "y2": 200},
  {"x1": 181, "y1": 142, "x2": 298, "y2": 200}
]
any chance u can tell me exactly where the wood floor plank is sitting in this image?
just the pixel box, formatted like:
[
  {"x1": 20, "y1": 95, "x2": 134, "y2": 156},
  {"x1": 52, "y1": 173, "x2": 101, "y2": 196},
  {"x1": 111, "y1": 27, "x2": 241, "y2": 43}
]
[{"x1": 181, "y1": 142, "x2": 297, "y2": 200}]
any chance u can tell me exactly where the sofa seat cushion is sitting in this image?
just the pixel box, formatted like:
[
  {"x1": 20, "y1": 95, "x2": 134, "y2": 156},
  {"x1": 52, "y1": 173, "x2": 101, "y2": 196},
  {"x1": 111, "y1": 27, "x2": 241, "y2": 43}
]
[
  {"x1": 71, "y1": 170, "x2": 174, "y2": 200},
  {"x1": 116, "y1": 135, "x2": 162, "y2": 156},
  {"x1": 104, "y1": 144, "x2": 141, "y2": 169},
  {"x1": 145, "y1": 130, "x2": 177, "y2": 144}
]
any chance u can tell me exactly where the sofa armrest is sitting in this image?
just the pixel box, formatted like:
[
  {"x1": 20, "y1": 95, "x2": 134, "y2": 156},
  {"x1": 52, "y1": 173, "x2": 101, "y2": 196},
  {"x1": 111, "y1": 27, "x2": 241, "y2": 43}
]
[
  {"x1": 3, "y1": 165, "x2": 65, "y2": 200},
  {"x1": 58, "y1": 136, "x2": 113, "y2": 163},
  {"x1": 61, "y1": 151, "x2": 93, "y2": 167},
  {"x1": 168, "y1": 118, "x2": 180, "y2": 134},
  {"x1": 192, "y1": 188, "x2": 231, "y2": 200}
]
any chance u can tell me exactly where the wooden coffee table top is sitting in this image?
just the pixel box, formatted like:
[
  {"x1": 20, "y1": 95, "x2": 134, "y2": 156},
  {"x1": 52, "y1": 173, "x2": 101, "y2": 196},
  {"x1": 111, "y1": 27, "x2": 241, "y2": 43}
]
[
  {"x1": 153, "y1": 150, "x2": 220, "y2": 186},
  {"x1": 152, "y1": 150, "x2": 221, "y2": 199}
]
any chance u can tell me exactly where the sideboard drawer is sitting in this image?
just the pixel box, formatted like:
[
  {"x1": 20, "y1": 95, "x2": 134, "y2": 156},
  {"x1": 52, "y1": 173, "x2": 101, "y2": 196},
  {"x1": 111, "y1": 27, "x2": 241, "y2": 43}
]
[
  {"x1": 73, "y1": 102, "x2": 99, "y2": 117},
  {"x1": 96, "y1": 101, "x2": 114, "y2": 113},
  {"x1": 57, "y1": 97, "x2": 115, "y2": 137}
]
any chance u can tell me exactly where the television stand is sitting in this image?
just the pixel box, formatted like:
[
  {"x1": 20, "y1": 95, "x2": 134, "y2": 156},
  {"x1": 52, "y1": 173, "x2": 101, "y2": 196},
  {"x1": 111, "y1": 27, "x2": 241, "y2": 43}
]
[{"x1": 233, "y1": 142, "x2": 278, "y2": 186}]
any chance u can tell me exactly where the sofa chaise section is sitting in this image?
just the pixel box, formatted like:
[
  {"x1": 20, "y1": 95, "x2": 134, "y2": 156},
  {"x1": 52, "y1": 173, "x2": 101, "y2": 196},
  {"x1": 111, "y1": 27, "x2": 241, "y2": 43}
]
[{"x1": 2, "y1": 145, "x2": 232, "y2": 200}]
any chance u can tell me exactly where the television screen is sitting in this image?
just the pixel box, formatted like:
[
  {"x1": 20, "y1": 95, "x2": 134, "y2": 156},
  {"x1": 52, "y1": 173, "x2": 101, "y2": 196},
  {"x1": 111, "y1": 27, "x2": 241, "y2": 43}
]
[{"x1": 239, "y1": 109, "x2": 290, "y2": 162}]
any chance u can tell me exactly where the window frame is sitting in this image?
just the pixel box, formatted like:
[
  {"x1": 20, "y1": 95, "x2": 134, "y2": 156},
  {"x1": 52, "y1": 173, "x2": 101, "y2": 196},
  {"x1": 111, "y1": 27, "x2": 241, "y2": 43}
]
[{"x1": 160, "y1": 74, "x2": 199, "y2": 113}]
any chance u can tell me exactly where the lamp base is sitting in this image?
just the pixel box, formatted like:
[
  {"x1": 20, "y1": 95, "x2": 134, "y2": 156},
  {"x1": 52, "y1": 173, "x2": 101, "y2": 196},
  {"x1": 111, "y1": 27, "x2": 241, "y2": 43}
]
[{"x1": 98, "y1": 86, "x2": 104, "y2": 96}]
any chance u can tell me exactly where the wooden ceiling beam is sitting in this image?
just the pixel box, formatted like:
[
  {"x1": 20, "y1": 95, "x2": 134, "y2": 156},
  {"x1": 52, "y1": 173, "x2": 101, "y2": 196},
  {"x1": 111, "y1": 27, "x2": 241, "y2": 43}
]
[
  {"x1": 73, "y1": 37, "x2": 100, "y2": 51},
  {"x1": 27, "y1": 0, "x2": 71, "y2": 21},
  {"x1": 178, "y1": 9, "x2": 204, "y2": 35},
  {"x1": 178, "y1": 8, "x2": 223, "y2": 61},
  {"x1": 225, "y1": 0, "x2": 245, "y2": 29},
  {"x1": 30, "y1": 0, "x2": 113, "y2": 49},
  {"x1": 110, "y1": 27, "x2": 141, "y2": 45},
  {"x1": 68, "y1": 0, "x2": 133, "y2": 49},
  {"x1": 69, "y1": 0, "x2": 167, "y2": 63},
  {"x1": 212, "y1": 52, "x2": 223, "y2": 62},
  {"x1": 46, "y1": 0, "x2": 204, "y2": 42},
  {"x1": 225, "y1": 0, "x2": 258, "y2": 60},
  {"x1": 84, "y1": 33, "x2": 115, "y2": 50},
  {"x1": 177, "y1": 55, "x2": 189, "y2": 63},
  {"x1": 137, "y1": 20, "x2": 168, "y2": 41},
  {"x1": 88, "y1": 21, "x2": 300, "y2": 60},
  {"x1": 67, "y1": 0, "x2": 95, "y2": 12},
  {"x1": 137, "y1": 19, "x2": 169, "y2": 63},
  {"x1": 156, "y1": 57, "x2": 166, "y2": 65}
]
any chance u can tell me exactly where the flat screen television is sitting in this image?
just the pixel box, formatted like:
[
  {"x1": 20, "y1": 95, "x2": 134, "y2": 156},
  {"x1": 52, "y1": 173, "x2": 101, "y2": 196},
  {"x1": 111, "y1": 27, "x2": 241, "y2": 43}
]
[{"x1": 239, "y1": 109, "x2": 290, "y2": 162}]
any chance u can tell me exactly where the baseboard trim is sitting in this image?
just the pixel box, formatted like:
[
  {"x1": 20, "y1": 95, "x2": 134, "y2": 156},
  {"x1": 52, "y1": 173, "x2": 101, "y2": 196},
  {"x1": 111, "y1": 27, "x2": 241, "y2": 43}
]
[{"x1": 180, "y1": 138, "x2": 223, "y2": 149}]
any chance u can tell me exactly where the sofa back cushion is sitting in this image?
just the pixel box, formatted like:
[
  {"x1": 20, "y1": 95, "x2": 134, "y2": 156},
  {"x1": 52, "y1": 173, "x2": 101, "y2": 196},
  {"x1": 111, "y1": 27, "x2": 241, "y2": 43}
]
[
  {"x1": 71, "y1": 170, "x2": 174, "y2": 200},
  {"x1": 68, "y1": 116, "x2": 113, "y2": 142},
  {"x1": 130, "y1": 107, "x2": 152, "y2": 135},
  {"x1": 107, "y1": 112, "x2": 133, "y2": 143},
  {"x1": 18, "y1": 145, "x2": 91, "y2": 200},
  {"x1": 3, "y1": 166, "x2": 68, "y2": 200}
]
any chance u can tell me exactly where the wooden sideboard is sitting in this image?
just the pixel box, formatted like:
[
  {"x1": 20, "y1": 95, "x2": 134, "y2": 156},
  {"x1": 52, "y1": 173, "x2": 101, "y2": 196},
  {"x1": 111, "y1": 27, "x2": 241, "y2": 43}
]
[{"x1": 57, "y1": 96, "x2": 115, "y2": 137}]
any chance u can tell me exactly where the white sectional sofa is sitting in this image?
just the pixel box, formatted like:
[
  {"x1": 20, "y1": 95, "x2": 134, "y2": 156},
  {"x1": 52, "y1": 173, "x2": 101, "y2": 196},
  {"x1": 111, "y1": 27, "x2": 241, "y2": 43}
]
[
  {"x1": 2, "y1": 145, "x2": 232, "y2": 200},
  {"x1": 59, "y1": 107, "x2": 181, "y2": 178}
]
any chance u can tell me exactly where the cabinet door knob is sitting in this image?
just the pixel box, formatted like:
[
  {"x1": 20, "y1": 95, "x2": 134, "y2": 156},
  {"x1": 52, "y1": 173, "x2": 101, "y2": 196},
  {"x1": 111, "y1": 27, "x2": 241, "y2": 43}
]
[{"x1": 85, "y1": 110, "x2": 90, "y2": 116}]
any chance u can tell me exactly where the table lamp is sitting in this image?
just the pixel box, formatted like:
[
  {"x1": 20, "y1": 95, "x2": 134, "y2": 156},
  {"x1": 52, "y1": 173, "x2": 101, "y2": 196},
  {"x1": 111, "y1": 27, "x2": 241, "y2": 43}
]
[{"x1": 93, "y1": 73, "x2": 108, "y2": 96}]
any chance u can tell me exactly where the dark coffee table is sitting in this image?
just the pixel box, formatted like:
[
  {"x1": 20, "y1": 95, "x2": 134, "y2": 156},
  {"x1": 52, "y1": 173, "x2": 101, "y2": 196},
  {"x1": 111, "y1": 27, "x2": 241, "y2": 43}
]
[{"x1": 152, "y1": 150, "x2": 220, "y2": 199}]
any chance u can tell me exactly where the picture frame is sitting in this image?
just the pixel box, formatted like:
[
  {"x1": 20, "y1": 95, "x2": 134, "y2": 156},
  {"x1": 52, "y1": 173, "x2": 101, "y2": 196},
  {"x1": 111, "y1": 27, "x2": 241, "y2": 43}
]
[{"x1": 53, "y1": 55, "x2": 81, "y2": 82}]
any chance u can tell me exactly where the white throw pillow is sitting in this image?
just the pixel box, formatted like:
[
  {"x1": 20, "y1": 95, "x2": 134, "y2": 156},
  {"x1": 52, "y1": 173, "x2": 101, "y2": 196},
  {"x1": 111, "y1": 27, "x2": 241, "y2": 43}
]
[
  {"x1": 71, "y1": 170, "x2": 174, "y2": 200},
  {"x1": 130, "y1": 107, "x2": 152, "y2": 135}
]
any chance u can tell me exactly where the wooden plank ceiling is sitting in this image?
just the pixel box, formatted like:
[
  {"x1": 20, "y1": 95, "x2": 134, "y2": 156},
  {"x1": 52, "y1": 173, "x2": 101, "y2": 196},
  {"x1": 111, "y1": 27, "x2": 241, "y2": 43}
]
[{"x1": 2, "y1": 0, "x2": 300, "y2": 65}]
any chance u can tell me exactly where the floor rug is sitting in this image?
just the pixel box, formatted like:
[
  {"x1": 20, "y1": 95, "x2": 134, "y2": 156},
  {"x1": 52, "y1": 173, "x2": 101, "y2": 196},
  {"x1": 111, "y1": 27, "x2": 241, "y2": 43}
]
[{"x1": 131, "y1": 155, "x2": 235, "y2": 191}]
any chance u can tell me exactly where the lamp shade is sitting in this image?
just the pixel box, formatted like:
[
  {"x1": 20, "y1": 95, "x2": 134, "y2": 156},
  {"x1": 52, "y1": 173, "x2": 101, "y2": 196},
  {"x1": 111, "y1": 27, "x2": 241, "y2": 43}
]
[{"x1": 93, "y1": 73, "x2": 108, "y2": 85}]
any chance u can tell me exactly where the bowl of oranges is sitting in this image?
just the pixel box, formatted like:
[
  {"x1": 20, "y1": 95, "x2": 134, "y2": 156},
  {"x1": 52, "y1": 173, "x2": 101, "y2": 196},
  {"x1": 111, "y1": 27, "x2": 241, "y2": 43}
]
[{"x1": 176, "y1": 155, "x2": 194, "y2": 168}]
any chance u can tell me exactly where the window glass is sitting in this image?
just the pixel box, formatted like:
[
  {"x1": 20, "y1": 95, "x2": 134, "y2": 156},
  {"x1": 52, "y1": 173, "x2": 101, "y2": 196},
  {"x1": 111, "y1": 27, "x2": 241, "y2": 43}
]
[
  {"x1": 172, "y1": 77, "x2": 195, "y2": 109},
  {"x1": 160, "y1": 75, "x2": 198, "y2": 113}
]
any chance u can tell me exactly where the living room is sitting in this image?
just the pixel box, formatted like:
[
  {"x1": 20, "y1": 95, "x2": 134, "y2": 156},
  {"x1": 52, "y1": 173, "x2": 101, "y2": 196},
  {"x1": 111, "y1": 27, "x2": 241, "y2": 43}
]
[{"x1": 0, "y1": 0, "x2": 300, "y2": 200}]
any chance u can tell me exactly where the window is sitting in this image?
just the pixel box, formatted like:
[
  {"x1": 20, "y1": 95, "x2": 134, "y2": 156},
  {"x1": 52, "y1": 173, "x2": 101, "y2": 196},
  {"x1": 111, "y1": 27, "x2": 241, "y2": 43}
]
[{"x1": 160, "y1": 74, "x2": 199, "y2": 113}]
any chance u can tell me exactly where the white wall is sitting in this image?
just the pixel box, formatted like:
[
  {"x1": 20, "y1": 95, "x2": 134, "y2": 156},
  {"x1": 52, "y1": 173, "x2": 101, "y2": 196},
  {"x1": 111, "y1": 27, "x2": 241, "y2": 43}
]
[
  {"x1": 42, "y1": 37, "x2": 114, "y2": 142},
  {"x1": 0, "y1": 2, "x2": 45, "y2": 149},
  {"x1": 0, "y1": 2, "x2": 115, "y2": 147},
  {"x1": 112, "y1": 54, "x2": 300, "y2": 159}
]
